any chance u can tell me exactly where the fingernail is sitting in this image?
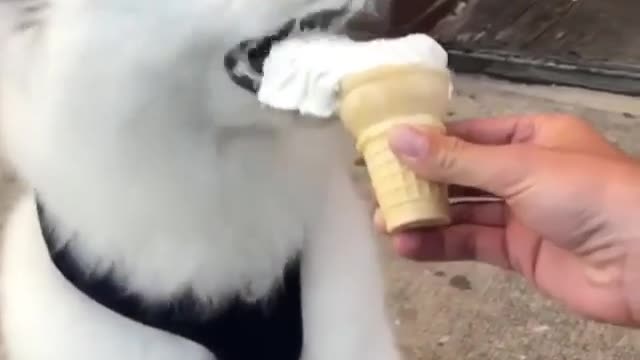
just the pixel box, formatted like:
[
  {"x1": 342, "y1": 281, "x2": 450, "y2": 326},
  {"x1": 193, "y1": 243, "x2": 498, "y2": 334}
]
[{"x1": 389, "y1": 127, "x2": 429, "y2": 159}]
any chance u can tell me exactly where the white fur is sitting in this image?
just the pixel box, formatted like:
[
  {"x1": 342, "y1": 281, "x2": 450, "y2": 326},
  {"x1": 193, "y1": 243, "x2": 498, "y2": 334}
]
[{"x1": 0, "y1": 0, "x2": 401, "y2": 359}]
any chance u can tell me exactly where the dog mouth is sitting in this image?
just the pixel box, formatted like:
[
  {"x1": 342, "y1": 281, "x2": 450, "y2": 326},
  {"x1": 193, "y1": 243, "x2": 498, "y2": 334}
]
[{"x1": 224, "y1": 7, "x2": 349, "y2": 94}]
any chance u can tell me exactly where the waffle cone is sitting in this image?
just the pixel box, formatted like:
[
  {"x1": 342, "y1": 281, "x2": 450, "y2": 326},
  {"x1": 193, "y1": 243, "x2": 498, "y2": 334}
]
[{"x1": 339, "y1": 65, "x2": 452, "y2": 232}]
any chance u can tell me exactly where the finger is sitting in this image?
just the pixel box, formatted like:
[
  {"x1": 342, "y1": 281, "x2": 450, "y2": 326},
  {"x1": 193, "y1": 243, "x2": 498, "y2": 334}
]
[
  {"x1": 373, "y1": 201, "x2": 505, "y2": 236},
  {"x1": 450, "y1": 202, "x2": 506, "y2": 226},
  {"x1": 388, "y1": 126, "x2": 534, "y2": 198},
  {"x1": 445, "y1": 115, "x2": 537, "y2": 145},
  {"x1": 530, "y1": 115, "x2": 626, "y2": 158},
  {"x1": 448, "y1": 184, "x2": 496, "y2": 199},
  {"x1": 392, "y1": 225, "x2": 511, "y2": 269},
  {"x1": 373, "y1": 209, "x2": 386, "y2": 233},
  {"x1": 450, "y1": 114, "x2": 625, "y2": 158}
]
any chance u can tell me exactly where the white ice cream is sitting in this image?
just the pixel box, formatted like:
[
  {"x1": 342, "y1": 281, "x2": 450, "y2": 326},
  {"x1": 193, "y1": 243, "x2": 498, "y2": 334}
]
[{"x1": 257, "y1": 33, "x2": 449, "y2": 118}]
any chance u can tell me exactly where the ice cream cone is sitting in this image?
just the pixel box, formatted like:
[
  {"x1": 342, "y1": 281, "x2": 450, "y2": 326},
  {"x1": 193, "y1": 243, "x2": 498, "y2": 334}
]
[{"x1": 339, "y1": 64, "x2": 452, "y2": 232}]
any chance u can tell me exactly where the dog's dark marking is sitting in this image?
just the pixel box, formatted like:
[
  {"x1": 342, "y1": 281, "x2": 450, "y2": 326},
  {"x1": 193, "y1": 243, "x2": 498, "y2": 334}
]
[{"x1": 36, "y1": 199, "x2": 304, "y2": 360}]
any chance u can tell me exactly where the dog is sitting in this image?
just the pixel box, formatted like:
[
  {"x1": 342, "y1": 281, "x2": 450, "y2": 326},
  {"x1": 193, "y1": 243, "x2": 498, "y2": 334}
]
[{"x1": 0, "y1": 0, "x2": 401, "y2": 359}]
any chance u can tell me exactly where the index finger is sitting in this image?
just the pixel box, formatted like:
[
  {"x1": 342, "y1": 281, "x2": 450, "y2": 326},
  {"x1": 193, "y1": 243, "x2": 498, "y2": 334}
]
[{"x1": 444, "y1": 115, "x2": 538, "y2": 145}]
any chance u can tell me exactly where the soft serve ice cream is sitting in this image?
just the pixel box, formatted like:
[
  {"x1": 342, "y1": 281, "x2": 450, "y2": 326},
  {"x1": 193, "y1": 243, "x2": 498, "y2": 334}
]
[
  {"x1": 258, "y1": 33, "x2": 453, "y2": 232},
  {"x1": 258, "y1": 33, "x2": 450, "y2": 118}
]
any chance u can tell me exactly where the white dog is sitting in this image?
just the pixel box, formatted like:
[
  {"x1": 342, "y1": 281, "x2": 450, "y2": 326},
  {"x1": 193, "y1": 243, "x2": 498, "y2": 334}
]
[{"x1": 0, "y1": 0, "x2": 401, "y2": 359}]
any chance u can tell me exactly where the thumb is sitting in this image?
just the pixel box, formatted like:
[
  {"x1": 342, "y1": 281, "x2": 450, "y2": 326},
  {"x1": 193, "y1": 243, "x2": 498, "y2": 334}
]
[{"x1": 387, "y1": 125, "x2": 532, "y2": 198}]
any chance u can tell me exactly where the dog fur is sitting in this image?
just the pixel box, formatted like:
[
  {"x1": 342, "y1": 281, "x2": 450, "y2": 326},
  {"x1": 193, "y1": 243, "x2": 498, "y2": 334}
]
[{"x1": 0, "y1": 0, "x2": 401, "y2": 359}]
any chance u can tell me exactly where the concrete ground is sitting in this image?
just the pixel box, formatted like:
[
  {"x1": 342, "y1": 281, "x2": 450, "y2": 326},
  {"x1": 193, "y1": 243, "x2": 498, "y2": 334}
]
[{"x1": 0, "y1": 74, "x2": 639, "y2": 359}]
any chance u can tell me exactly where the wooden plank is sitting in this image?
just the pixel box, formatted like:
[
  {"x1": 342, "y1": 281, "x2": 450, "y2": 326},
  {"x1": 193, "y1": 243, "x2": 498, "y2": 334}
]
[
  {"x1": 387, "y1": 0, "x2": 464, "y2": 37},
  {"x1": 446, "y1": 49, "x2": 640, "y2": 96},
  {"x1": 431, "y1": 0, "x2": 640, "y2": 62},
  {"x1": 387, "y1": 0, "x2": 640, "y2": 95},
  {"x1": 527, "y1": 0, "x2": 640, "y2": 64}
]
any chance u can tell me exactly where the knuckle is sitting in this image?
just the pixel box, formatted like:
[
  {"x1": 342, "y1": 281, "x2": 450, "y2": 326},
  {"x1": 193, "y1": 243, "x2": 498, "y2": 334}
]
[
  {"x1": 436, "y1": 136, "x2": 466, "y2": 171},
  {"x1": 551, "y1": 113, "x2": 585, "y2": 130}
]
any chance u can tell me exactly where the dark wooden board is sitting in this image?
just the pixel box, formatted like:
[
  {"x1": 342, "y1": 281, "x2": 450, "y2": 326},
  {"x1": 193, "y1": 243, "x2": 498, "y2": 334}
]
[
  {"x1": 432, "y1": 0, "x2": 640, "y2": 63},
  {"x1": 387, "y1": 0, "x2": 640, "y2": 95}
]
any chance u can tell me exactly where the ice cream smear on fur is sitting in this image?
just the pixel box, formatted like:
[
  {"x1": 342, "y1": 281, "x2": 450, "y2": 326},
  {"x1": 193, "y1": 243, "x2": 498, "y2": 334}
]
[
  {"x1": 258, "y1": 33, "x2": 455, "y2": 232},
  {"x1": 257, "y1": 33, "x2": 451, "y2": 118}
]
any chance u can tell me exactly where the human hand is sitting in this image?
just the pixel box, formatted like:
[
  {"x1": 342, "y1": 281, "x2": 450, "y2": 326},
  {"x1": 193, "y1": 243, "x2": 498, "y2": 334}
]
[{"x1": 375, "y1": 114, "x2": 640, "y2": 327}]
